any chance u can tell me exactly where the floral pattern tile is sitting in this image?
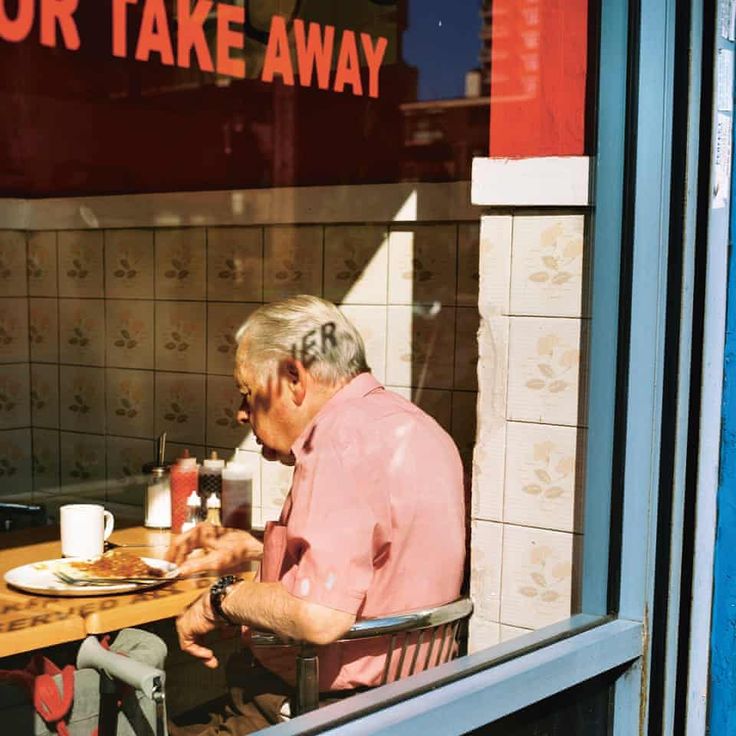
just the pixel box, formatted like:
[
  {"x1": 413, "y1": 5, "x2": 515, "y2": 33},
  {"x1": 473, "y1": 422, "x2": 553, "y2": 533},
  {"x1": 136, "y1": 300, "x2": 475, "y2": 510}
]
[
  {"x1": 58, "y1": 231, "x2": 104, "y2": 298},
  {"x1": 207, "y1": 302, "x2": 258, "y2": 376},
  {"x1": 32, "y1": 428, "x2": 60, "y2": 492},
  {"x1": 387, "y1": 225, "x2": 457, "y2": 306},
  {"x1": 263, "y1": 226, "x2": 323, "y2": 301},
  {"x1": 467, "y1": 619, "x2": 501, "y2": 654},
  {"x1": 105, "y1": 300, "x2": 154, "y2": 369},
  {"x1": 106, "y1": 369, "x2": 155, "y2": 439},
  {"x1": 0, "y1": 231, "x2": 27, "y2": 297},
  {"x1": 499, "y1": 525, "x2": 573, "y2": 629},
  {"x1": 457, "y1": 223, "x2": 480, "y2": 307},
  {"x1": 155, "y1": 301, "x2": 206, "y2": 373},
  {"x1": 59, "y1": 431, "x2": 106, "y2": 492},
  {"x1": 503, "y1": 422, "x2": 584, "y2": 533},
  {"x1": 454, "y1": 307, "x2": 479, "y2": 390},
  {"x1": 0, "y1": 429, "x2": 32, "y2": 496},
  {"x1": 30, "y1": 364, "x2": 59, "y2": 428},
  {"x1": 470, "y1": 519, "x2": 503, "y2": 623},
  {"x1": 0, "y1": 364, "x2": 30, "y2": 430},
  {"x1": 154, "y1": 372, "x2": 206, "y2": 444},
  {"x1": 105, "y1": 229, "x2": 155, "y2": 299},
  {"x1": 509, "y1": 216, "x2": 586, "y2": 318},
  {"x1": 478, "y1": 216, "x2": 513, "y2": 316},
  {"x1": 386, "y1": 305, "x2": 455, "y2": 389},
  {"x1": 324, "y1": 225, "x2": 389, "y2": 305},
  {"x1": 27, "y1": 232, "x2": 57, "y2": 297},
  {"x1": 338, "y1": 305, "x2": 387, "y2": 383},
  {"x1": 507, "y1": 317, "x2": 585, "y2": 427},
  {"x1": 206, "y1": 375, "x2": 249, "y2": 449},
  {"x1": 29, "y1": 298, "x2": 59, "y2": 363},
  {"x1": 207, "y1": 227, "x2": 263, "y2": 301},
  {"x1": 59, "y1": 366, "x2": 106, "y2": 434},
  {"x1": 155, "y1": 228, "x2": 206, "y2": 300},
  {"x1": 0, "y1": 298, "x2": 29, "y2": 363},
  {"x1": 106, "y1": 435, "x2": 154, "y2": 507},
  {"x1": 59, "y1": 299, "x2": 105, "y2": 366}
]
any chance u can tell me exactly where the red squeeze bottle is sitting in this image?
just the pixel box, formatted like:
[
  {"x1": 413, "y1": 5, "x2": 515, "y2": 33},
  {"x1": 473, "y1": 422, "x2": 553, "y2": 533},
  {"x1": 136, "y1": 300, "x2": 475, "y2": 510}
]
[{"x1": 170, "y1": 450, "x2": 199, "y2": 533}]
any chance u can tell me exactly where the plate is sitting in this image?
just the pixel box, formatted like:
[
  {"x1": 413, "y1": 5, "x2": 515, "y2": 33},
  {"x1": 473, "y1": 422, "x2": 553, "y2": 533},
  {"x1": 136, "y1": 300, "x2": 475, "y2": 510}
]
[{"x1": 4, "y1": 557, "x2": 179, "y2": 597}]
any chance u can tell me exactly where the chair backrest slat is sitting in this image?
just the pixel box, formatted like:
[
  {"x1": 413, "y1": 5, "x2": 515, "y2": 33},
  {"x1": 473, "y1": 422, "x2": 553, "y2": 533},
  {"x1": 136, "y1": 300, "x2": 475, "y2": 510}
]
[
  {"x1": 407, "y1": 629, "x2": 424, "y2": 677},
  {"x1": 394, "y1": 632, "x2": 410, "y2": 682},
  {"x1": 422, "y1": 626, "x2": 438, "y2": 672},
  {"x1": 380, "y1": 634, "x2": 397, "y2": 686}
]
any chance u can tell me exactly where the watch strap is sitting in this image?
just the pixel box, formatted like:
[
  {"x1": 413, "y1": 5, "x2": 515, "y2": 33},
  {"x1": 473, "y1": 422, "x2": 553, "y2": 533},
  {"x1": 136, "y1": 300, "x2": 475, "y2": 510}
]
[{"x1": 210, "y1": 575, "x2": 242, "y2": 626}]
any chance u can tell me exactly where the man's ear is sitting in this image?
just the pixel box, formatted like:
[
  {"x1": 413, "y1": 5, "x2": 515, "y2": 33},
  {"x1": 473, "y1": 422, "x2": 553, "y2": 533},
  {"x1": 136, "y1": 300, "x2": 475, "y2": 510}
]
[{"x1": 284, "y1": 359, "x2": 307, "y2": 406}]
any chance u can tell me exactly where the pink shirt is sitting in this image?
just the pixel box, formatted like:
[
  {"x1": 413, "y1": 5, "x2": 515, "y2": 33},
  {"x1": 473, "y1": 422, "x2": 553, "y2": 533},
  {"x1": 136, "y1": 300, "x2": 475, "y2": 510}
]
[{"x1": 253, "y1": 373, "x2": 466, "y2": 691}]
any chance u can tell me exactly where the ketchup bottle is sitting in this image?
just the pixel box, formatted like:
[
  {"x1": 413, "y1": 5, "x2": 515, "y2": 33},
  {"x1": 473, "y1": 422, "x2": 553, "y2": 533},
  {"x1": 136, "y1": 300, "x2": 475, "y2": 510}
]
[{"x1": 170, "y1": 449, "x2": 199, "y2": 533}]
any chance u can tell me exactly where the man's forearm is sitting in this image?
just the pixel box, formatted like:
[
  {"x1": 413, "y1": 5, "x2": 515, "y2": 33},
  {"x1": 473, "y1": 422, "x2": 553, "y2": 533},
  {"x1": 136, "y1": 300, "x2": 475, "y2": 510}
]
[{"x1": 219, "y1": 579, "x2": 355, "y2": 645}]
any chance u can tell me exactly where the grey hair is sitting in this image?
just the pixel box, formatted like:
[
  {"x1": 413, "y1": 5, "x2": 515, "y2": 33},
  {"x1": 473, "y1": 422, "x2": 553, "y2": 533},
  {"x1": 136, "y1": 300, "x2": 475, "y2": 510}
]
[{"x1": 235, "y1": 295, "x2": 370, "y2": 385}]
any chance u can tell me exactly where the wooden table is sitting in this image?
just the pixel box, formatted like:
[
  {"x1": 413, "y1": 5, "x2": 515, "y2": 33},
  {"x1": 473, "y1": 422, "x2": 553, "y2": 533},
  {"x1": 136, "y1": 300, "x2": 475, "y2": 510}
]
[{"x1": 0, "y1": 526, "x2": 254, "y2": 657}]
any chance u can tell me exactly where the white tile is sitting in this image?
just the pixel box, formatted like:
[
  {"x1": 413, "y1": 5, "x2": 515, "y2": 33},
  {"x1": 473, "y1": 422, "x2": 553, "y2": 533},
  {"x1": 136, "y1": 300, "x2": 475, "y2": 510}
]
[
  {"x1": 58, "y1": 231, "x2": 104, "y2": 298},
  {"x1": 503, "y1": 422, "x2": 585, "y2": 533},
  {"x1": 206, "y1": 375, "x2": 250, "y2": 450},
  {"x1": 468, "y1": 619, "x2": 500, "y2": 654},
  {"x1": 59, "y1": 366, "x2": 106, "y2": 434},
  {"x1": 0, "y1": 231, "x2": 27, "y2": 297},
  {"x1": 0, "y1": 298, "x2": 29, "y2": 363},
  {"x1": 499, "y1": 525, "x2": 573, "y2": 629},
  {"x1": 324, "y1": 225, "x2": 388, "y2": 305},
  {"x1": 59, "y1": 299, "x2": 106, "y2": 366},
  {"x1": 0, "y1": 429, "x2": 32, "y2": 496},
  {"x1": 457, "y1": 223, "x2": 480, "y2": 307},
  {"x1": 27, "y1": 232, "x2": 57, "y2": 297},
  {"x1": 105, "y1": 229, "x2": 155, "y2": 299},
  {"x1": 261, "y1": 458, "x2": 293, "y2": 518},
  {"x1": 0, "y1": 364, "x2": 30, "y2": 430},
  {"x1": 29, "y1": 298, "x2": 59, "y2": 363},
  {"x1": 386, "y1": 305, "x2": 455, "y2": 389},
  {"x1": 155, "y1": 228, "x2": 206, "y2": 300},
  {"x1": 154, "y1": 372, "x2": 206, "y2": 445},
  {"x1": 500, "y1": 624, "x2": 533, "y2": 643},
  {"x1": 338, "y1": 305, "x2": 387, "y2": 383},
  {"x1": 105, "y1": 300, "x2": 154, "y2": 370},
  {"x1": 388, "y1": 225, "x2": 457, "y2": 306},
  {"x1": 470, "y1": 519, "x2": 503, "y2": 622},
  {"x1": 155, "y1": 301, "x2": 207, "y2": 373},
  {"x1": 30, "y1": 364, "x2": 59, "y2": 429},
  {"x1": 507, "y1": 317, "x2": 585, "y2": 427},
  {"x1": 207, "y1": 227, "x2": 263, "y2": 302},
  {"x1": 263, "y1": 226, "x2": 323, "y2": 300},
  {"x1": 106, "y1": 368, "x2": 155, "y2": 439},
  {"x1": 509, "y1": 215, "x2": 586, "y2": 318},
  {"x1": 478, "y1": 216, "x2": 512, "y2": 317}
]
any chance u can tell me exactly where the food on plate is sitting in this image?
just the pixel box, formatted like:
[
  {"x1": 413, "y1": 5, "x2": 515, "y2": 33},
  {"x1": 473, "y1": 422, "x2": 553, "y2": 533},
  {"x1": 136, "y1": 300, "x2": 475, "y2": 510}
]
[{"x1": 61, "y1": 550, "x2": 165, "y2": 579}]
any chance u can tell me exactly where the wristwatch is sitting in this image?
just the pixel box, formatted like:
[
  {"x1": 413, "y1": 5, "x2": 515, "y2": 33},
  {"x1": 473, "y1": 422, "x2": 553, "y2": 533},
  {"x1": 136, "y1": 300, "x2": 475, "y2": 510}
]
[{"x1": 209, "y1": 575, "x2": 243, "y2": 626}]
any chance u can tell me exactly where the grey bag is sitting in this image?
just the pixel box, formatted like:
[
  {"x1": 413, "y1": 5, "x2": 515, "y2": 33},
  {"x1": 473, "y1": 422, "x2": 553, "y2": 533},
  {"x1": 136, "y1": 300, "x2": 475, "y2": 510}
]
[{"x1": 0, "y1": 628, "x2": 167, "y2": 736}]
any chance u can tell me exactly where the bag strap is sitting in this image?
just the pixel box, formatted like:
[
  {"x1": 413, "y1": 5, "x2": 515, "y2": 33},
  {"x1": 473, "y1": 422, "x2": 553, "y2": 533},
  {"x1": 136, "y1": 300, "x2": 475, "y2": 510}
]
[{"x1": 33, "y1": 662, "x2": 75, "y2": 736}]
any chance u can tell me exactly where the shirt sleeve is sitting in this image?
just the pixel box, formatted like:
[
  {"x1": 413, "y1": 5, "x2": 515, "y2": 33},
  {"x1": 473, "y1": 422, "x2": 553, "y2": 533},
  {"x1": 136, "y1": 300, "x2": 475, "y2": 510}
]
[{"x1": 279, "y1": 430, "x2": 389, "y2": 615}]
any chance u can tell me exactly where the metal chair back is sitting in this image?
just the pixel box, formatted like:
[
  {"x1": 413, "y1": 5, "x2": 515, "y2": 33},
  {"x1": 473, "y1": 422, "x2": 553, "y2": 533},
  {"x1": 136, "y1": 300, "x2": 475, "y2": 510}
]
[{"x1": 251, "y1": 596, "x2": 473, "y2": 716}]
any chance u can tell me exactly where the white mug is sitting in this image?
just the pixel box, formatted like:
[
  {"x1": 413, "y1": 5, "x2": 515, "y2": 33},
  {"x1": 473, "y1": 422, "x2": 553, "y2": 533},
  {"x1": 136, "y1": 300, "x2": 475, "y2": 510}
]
[{"x1": 60, "y1": 504, "x2": 115, "y2": 559}]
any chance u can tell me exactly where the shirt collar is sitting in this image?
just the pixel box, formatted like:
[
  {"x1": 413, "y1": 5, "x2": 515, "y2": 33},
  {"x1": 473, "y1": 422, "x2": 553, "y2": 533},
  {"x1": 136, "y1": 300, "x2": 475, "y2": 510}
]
[{"x1": 290, "y1": 372, "x2": 382, "y2": 460}]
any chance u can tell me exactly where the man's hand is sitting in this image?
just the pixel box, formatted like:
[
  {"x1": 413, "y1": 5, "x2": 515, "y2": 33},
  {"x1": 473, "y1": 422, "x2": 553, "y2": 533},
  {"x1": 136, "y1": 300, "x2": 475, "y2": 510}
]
[
  {"x1": 165, "y1": 523, "x2": 263, "y2": 576},
  {"x1": 176, "y1": 592, "x2": 222, "y2": 668}
]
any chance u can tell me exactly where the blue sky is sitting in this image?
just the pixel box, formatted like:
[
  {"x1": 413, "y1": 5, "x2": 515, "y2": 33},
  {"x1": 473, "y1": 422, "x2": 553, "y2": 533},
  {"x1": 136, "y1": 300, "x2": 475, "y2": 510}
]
[{"x1": 403, "y1": 0, "x2": 483, "y2": 100}]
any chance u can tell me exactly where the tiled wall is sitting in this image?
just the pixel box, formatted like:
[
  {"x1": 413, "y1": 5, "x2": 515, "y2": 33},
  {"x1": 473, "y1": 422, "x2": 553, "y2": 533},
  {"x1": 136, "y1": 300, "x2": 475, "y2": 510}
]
[
  {"x1": 0, "y1": 221, "x2": 479, "y2": 527},
  {"x1": 468, "y1": 213, "x2": 588, "y2": 648}
]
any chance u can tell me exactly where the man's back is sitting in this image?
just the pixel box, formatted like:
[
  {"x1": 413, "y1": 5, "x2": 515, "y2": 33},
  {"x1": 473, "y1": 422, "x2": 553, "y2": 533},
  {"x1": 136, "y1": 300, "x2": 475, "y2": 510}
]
[{"x1": 256, "y1": 373, "x2": 466, "y2": 690}]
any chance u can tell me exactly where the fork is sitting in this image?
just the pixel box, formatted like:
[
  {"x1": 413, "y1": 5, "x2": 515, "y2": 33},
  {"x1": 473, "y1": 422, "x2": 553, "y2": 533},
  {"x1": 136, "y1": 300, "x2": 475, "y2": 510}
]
[{"x1": 53, "y1": 569, "x2": 173, "y2": 586}]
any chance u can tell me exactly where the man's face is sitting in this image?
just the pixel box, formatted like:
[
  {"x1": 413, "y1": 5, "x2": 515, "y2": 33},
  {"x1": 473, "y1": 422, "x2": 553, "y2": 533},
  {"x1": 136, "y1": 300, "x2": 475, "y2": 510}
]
[{"x1": 235, "y1": 357, "x2": 296, "y2": 461}]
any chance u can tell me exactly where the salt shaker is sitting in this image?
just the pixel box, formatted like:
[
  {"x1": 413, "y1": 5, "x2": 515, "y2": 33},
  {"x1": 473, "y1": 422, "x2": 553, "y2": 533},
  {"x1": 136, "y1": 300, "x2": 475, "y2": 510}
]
[{"x1": 144, "y1": 466, "x2": 171, "y2": 528}]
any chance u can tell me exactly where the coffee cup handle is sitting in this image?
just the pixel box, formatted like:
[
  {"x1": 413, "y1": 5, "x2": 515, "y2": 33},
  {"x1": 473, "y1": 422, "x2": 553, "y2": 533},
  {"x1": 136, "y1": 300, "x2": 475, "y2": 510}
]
[{"x1": 103, "y1": 510, "x2": 115, "y2": 541}]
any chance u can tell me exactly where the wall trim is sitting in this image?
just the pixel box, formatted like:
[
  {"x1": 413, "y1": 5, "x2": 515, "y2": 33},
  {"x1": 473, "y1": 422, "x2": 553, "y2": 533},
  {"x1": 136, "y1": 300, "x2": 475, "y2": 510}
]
[
  {"x1": 0, "y1": 182, "x2": 480, "y2": 230},
  {"x1": 472, "y1": 157, "x2": 592, "y2": 207}
]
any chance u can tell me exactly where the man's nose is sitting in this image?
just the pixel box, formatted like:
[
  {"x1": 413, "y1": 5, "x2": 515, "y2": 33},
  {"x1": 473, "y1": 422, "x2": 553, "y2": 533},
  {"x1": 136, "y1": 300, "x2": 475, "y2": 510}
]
[{"x1": 237, "y1": 397, "x2": 249, "y2": 425}]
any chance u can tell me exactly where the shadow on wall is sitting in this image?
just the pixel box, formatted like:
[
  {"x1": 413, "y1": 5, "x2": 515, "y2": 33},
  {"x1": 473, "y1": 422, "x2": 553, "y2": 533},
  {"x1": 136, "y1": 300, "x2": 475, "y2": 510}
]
[{"x1": 0, "y1": 186, "x2": 480, "y2": 531}]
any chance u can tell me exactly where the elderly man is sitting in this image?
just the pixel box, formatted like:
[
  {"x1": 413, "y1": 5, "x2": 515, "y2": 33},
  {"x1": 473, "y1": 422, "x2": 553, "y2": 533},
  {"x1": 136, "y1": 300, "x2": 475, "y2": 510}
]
[{"x1": 167, "y1": 295, "x2": 465, "y2": 734}]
